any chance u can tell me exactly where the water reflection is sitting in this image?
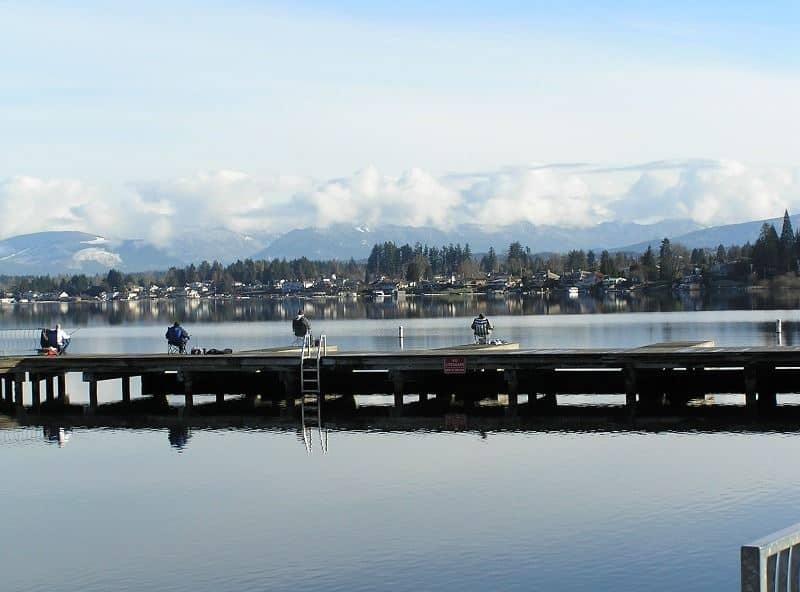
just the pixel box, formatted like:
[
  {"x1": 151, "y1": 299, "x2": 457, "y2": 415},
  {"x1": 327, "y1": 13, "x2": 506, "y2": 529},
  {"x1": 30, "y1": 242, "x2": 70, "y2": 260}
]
[
  {"x1": 43, "y1": 425, "x2": 72, "y2": 447},
  {"x1": 1, "y1": 288, "x2": 800, "y2": 328},
  {"x1": 168, "y1": 426, "x2": 191, "y2": 451},
  {"x1": 3, "y1": 418, "x2": 800, "y2": 592}
]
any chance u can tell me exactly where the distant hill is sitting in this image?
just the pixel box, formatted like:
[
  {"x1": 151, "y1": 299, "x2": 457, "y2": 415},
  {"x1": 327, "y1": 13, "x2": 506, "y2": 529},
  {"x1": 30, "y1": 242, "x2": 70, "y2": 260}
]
[
  {"x1": 0, "y1": 214, "x2": 792, "y2": 275},
  {"x1": 0, "y1": 229, "x2": 272, "y2": 275},
  {"x1": 253, "y1": 219, "x2": 702, "y2": 260},
  {"x1": 0, "y1": 231, "x2": 180, "y2": 275},
  {"x1": 615, "y1": 214, "x2": 800, "y2": 253}
]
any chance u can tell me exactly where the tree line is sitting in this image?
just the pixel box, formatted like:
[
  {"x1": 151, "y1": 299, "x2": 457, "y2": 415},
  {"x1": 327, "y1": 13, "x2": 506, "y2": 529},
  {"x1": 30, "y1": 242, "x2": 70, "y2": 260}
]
[{"x1": 1, "y1": 211, "x2": 798, "y2": 295}]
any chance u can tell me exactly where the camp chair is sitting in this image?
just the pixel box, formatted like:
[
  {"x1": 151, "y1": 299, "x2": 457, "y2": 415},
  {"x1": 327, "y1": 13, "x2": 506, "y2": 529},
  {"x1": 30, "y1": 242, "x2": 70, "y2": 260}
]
[
  {"x1": 167, "y1": 337, "x2": 189, "y2": 354},
  {"x1": 167, "y1": 339, "x2": 188, "y2": 354}
]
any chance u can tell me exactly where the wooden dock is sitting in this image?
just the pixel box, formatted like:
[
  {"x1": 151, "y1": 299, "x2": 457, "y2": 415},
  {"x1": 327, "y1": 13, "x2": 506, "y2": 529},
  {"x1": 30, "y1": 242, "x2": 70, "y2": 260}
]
[{"x1": 1, "y1": 341, "x2": 799, "y2": 418}]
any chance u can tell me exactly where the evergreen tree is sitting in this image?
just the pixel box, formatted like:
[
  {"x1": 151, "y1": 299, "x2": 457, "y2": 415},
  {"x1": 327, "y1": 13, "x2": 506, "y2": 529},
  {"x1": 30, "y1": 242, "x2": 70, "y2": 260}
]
[
  {"x1": 507, "y1": 242, "x2": 526, "y2": 275},
  {"x1": 640, "y1": 246, "x2": 657, "y2": 281},
  {"x1": 586, "y1": 250, "x2": 596, "y2": 270},
  {"x1": 599, "y1": 250, "x2": 615, "y2": 276},
  {"x1": 779, "y1": 210, "x2": 794, "y2": 272},
  {"x1": 482, "y1": 247, "x2": 498, "y2": 273},
  {"x1": 658, "y1": 238, "x2": 674, "y2": 281},
  {"x1": 106, "y1": 269, "x2": 123, "y2": 290},
  {"x1": 753, "y1": 223, "x2": 780, "y2": 279}
]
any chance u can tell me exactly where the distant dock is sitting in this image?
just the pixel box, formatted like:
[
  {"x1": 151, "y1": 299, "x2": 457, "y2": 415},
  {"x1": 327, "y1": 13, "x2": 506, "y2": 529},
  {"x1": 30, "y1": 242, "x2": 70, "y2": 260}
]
[{"x1": 1, "y1": 341, "x2": 799, "y2": 419}]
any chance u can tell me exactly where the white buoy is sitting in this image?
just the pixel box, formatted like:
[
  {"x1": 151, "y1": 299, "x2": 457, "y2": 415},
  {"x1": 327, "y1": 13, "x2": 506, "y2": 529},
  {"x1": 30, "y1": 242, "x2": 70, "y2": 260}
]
[
  {"x1": 776, "y1": 319, "x2": 782, "y2": 334},
  {"x1": 398, "y1": 326, "x2": 404, "y2": 350}
]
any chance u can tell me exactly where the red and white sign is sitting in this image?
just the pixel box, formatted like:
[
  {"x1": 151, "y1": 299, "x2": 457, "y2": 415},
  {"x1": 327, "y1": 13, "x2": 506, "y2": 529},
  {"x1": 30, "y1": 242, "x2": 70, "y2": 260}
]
[{"x1": 443, "y1": 357, "x2": 466, "y2": 374}]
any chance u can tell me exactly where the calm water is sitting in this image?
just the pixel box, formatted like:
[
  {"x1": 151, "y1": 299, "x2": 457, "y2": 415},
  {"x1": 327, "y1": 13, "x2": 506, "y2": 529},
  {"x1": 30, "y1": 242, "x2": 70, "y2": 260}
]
[{"x1": 2, "y1": 299, "x2": 799, "y2": 591}]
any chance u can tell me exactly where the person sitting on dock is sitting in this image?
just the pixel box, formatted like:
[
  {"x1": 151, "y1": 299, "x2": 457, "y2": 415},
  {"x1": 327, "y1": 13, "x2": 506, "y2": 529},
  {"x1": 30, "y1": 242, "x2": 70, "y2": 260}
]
[
  {"x1": 166, "y1": 321, "x2": 190, "y2": 354},
  {"x1": 40, "y1": 323, "x2": 71, "y2": 354},
  {"x1": 292, "y1": 309, "x2": 311, "y2": 344},
  {"x1": 471, "y1": 313, "x2": 494, "y2": 344}
]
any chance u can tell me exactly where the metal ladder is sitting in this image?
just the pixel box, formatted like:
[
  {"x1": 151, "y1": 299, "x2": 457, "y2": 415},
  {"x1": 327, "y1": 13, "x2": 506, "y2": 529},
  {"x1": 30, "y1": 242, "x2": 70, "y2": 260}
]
[{"x1": 300, "y1": 333, "x2": 328, "y2": 453}]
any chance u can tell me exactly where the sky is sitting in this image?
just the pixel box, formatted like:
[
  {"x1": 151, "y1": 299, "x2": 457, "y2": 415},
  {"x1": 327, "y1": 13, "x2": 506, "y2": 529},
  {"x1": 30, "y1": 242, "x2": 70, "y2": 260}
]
[{"x1": 0, "y1": 1, "x2": 799, "y2": 242}]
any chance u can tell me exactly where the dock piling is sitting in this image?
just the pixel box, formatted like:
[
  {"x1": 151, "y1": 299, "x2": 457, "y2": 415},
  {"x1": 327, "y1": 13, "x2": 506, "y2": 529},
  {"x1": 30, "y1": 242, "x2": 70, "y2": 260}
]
[
  {"x1": 57, "y1": 373, "x2": 67, "y2": 402},
  {"x1": 45, "y1": 375, "x2": 54, "y2": 402},
  {"x1": 88, "y1": 379, "x2": 98, "y2": 409},
  {"x1": 183, "y1": 375, "x2": 193, "y2": 411},
  {"x1": 624, "y1": 366, "x2": 638, "y2": 413},
  {"x1": 121, "y1": 376, "x2": 131, "y2": 403},
  {"x1": 14, "y1": 374, "x2": 24, "y2": 408},
  {"x1": 30, "y1": 375, "x2": 40, "y2": 408},
  {"x1": 392, "y1": 373, "x2": 404, "y2": 415},
  {"x1": 3, "y1": 375, "x2": 12, "y2": 403},
  {"x1": 505, "y1": 370, "x2": 519, "y2": 416}
]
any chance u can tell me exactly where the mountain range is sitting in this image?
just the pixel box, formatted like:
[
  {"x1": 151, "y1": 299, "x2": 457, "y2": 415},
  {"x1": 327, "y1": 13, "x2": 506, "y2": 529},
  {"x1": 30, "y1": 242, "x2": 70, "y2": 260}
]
[{"x1": 0, "y1": 214, "x2": 792, "y2": 275}]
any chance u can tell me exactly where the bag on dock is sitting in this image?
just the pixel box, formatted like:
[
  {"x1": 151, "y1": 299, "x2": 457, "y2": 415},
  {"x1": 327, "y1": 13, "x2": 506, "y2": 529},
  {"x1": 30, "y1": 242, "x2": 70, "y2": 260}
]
[{"x1": 204, "y1": 348, "x2": 233, "y2": 355}]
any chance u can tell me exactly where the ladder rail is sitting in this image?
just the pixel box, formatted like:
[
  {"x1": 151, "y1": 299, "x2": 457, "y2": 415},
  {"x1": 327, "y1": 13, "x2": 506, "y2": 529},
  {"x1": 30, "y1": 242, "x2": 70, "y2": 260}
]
[{"x1": 300, "y1": 333, "x2": 328, "y2": 453}]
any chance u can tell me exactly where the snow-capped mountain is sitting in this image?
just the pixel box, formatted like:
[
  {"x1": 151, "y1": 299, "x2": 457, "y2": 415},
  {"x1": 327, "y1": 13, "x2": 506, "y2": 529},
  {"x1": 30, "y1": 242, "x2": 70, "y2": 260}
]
[{"x1": 0, "y1": 214, "x2": 790, "y2": 275}]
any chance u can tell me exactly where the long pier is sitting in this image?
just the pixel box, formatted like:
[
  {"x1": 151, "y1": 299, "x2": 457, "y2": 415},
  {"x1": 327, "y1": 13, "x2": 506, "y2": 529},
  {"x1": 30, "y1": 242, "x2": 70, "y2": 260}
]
[{"x1": 1, "y1": 341, "x2": 799, "y2": 419}]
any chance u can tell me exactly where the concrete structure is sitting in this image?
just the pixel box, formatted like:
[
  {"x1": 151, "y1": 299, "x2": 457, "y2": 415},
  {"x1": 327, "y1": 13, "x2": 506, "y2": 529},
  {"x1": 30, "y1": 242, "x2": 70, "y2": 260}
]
[{"x1": 741, "y1": 522, "x2": 800, "y2": 592}]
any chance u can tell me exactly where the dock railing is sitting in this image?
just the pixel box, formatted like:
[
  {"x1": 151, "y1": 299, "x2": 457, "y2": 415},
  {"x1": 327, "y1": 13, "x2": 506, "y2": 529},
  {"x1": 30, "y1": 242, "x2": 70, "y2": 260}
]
[{"x1": 742, "y1": 522, "x2": 800, "y2": 591}]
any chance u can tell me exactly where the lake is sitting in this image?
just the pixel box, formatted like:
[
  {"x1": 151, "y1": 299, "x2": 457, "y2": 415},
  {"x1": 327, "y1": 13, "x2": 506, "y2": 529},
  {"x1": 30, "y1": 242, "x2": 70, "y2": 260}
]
[{"x1": 1, "y1": 297, "x2": 798, "y2": 591}]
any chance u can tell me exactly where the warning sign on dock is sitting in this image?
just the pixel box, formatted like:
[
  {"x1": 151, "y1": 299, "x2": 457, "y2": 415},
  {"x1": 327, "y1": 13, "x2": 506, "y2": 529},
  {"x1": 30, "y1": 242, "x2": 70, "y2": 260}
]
[{"x1": 443, "y1": 357, "x2": 466, "y2": 374}]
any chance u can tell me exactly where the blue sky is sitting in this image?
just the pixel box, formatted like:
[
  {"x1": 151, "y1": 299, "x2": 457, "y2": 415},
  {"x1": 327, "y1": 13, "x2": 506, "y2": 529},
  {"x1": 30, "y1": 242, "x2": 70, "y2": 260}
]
[{"x1": 0, "y1": 1, "x2": 798, "y2": 240}]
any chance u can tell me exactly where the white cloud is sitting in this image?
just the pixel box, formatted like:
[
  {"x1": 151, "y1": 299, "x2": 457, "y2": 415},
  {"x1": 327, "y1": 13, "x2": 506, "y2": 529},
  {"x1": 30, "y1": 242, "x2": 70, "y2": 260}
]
[
  {"x1": 0, "y1": 176, "x2": 117, "y2": 238},
  {"x1": 608, "y1": 160, "x2": 799, "y2": 226},
  {"x1": 464, "y1": 167, "x2": 613, "y2": 227},
  {"x1": 294, "y1": 166, "x2": 462, "y2": 229},
  {"x1": 2, "y1": 160, "x2": 800, "y2": 247}
]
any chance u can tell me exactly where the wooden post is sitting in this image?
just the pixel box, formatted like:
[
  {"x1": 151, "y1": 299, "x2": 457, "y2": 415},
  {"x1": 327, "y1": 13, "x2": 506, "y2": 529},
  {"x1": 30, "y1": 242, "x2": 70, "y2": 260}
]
[
  {"x1": 14, "y1": 375, "x2": 24, "y2": 408},
  {"x1": 757, "y1": 364, "x2": 777, "y2": 412},
  {"x1": 744, "y1": 365, "x2": 758, "y2": 413},
  {"x1": 57, "y1": 373, "x2": 67, "y2": 402},
  {"x1": 505, "y1": 369, "x2": 518, "y2": 417},
  {"x1": 183, "y1": 375, "x2": 193, "y2": 411},
  {"x1": 624, "y1": 365, "x2": 638, "y2": 414},
  {"x1": 45, "y1": 375, "x2": 54, "y2": 402},
  {"x1": 88, "y1": 380, "x2": 98, "y2": 409},
  {"x1": 216, "y1": 392, "x2": 225, "y2": 405},
  {"x1": 392, "y1": 373, "x2": 404, "y2": 415},
  {"x1": 3, "y1": 376, "x2": 12, "y2": 403},
  {"x1": 30, "y1": 375, "x2": 41, "y2": 408},
  {"x1": 121, "y1": 376, "x2": 131, "y2": 403},
  {"x1": 279, "y1": 371, "x2": 297, "y2": 399}
]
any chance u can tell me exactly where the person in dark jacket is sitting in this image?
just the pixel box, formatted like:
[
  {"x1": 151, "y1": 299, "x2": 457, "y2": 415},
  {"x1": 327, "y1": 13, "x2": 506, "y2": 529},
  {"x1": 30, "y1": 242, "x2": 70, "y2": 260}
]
[
  {"x1": 166, "y1": 321, "x2": 190, "y2": 353},
  {"x1": 292, "y1": 309, "x2": 311, "y2": 340},
  {"x1": 470, "y1": 313, "x2": 493, "y2": 344}
]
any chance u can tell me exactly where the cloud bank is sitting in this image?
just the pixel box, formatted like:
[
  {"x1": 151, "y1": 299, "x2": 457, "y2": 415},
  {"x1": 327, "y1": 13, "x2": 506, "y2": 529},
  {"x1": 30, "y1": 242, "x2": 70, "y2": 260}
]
[{"x1": 1, "y1": 159, "x2": 799, "y2": 243}]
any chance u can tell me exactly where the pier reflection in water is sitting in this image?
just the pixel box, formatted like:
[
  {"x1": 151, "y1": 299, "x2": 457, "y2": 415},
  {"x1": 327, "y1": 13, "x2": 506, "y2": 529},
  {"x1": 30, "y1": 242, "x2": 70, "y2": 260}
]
[
  {"x1": 2, "y1": 418, "x2": 800, "y2": 592},
  {"x1": 3, "y1": 310, "x2": 800, "y2": 591}
]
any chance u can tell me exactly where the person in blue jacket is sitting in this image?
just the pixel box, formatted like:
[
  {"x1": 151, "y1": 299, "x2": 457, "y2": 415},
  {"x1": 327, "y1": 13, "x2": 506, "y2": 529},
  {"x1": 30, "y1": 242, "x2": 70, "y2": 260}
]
[{"x1": 166, "y1": 321, "x2": 190, "y2": 353}]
